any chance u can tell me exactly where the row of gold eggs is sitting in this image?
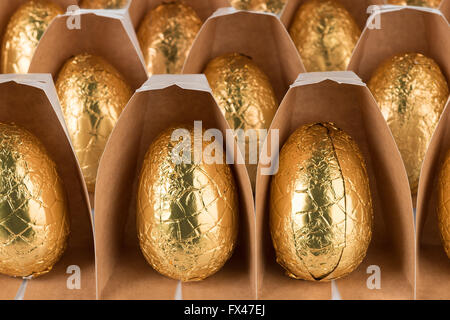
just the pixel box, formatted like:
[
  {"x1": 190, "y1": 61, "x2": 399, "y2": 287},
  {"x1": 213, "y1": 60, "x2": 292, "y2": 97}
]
[
  {"x1": 1, "y1": 0, "x2": 449, "y2": 76},
  {"x1": 0, "y1": 0, "x2": 448, "y2": 299},
  {"x1": 0, "y1": 72, "x2": 446, "y2": 299}
]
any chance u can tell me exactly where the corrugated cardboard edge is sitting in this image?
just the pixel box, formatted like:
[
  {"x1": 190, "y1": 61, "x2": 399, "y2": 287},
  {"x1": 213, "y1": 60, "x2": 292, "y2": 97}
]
[{"x1": 256, "y1": 71, "x2": 415, "y2": 299}]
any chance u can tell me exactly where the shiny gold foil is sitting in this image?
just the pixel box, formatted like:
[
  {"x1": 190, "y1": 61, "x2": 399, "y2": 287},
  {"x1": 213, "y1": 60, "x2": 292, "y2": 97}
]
[
  {"x1": 230, "y1": 0, "x2": 287, "y2": 15},
  {"x1": 80, "y1": 0, "x2": 129, "y2": 9},
  {"x1": 55, "y1": 53, "x2": 132, "y2": 192},
  {"x1": 289, "y1": 0, "x2": 361, "y2": 72},
  {"x1": 137, "y1": 2, "x2": 202, "y2": 75},
  {"x1": 137, "y1": 125, "x2": 239, "y2": 281},
  {"x1": 270, "y1": 123, "x2": 373, "y2": 281},
  {"x1": 437, "y1": 149, "x2": 450, "y2": 258},
  {"x1": 204, "y1": 53, "x2": 278, "y2": 189},
  {"x1": 368, "y1": 53, "x2": 449, "y2": 196},
  {"x1": 387, "y1": 0, "x2": 441, "y2": 8},
  {"x1": 1, "y1": 0, "x2": 63, "y2": 74},
  {"x1": 0, "y1": 123, "x2": 69, "y2": 278}
]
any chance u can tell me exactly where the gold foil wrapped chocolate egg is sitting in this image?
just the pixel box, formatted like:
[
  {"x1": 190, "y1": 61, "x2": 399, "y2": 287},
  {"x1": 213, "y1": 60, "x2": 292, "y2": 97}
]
[
  {"x1": 1, "y1": 0, "x2": 63, "y2": 74},
  {"x1": 137, "y1": 2, "x2": 202, "y2": 75},
  {"x1": 230, "y1": 0, "x2": 287, "y2": 14},
  {"x1": 437, "y1": 149, "x2": 450, "y2": 258},
  {"x1": 0, "y1": 123, "x2": 69, "y2": 278},
  {"x1": 368, "y1": 53, "x2": 449, "y2": 196},
  {"x1": 137, "y1": 125, "x2": 239, "y2": 281},
  {"x1": 55, "y1": 53, "x2": 132, "y2": 192},
  {"x1": 387, "y1": 0, "x2": 441, "y2": 8},
  {"x1": 204, "y1": 53, "x2": 278, "y2": 189},
  {"x1": 80, "y1": 0, "x2": 129, "y2": 9},
  {"x1": 270, "y1": 123, "x2": 373, "y2": 281},
  {"x1": 289, "y1": 0, "x2": 361, "y2": 72}
]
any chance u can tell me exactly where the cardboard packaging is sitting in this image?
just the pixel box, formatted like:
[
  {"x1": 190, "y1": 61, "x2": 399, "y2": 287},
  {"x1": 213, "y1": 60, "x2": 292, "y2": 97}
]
[
  {"x1": 256, "y1": 72, "x2": 415, "y2": 300},
  {"x1": 440, "y1": 0, "x2": 450, "y2": 23},
  {"x1": 280, "y1": 0, "x2": 385, "y2": 31},
  {"x1": 183, "y1": 8, "x2": 305, "y2": 105},
  {"x1": 95, "y1": 74, "x2": 255, "y2": 300},
  {"x1": 348, "y1": 6, "x2": 450, "y2": 205},
  {"x1": 416, "y1": 99, "x2": 450, "y2": 300},
  {"x1": 0, "y1": 0, "x2": 78, "y2": 74},
  {"x1": 128, "y1": 0, "x2": 230, "y2": 28},
  {"x1": 0, "y1": 74, "x2": 95, "y2": 300},
  {"x1": 27, "y1": 10, "x2": 148, "y2": 204}
]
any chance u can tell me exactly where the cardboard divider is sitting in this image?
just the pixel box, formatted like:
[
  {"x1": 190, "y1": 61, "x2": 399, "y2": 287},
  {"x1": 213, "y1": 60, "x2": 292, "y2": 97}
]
[
  {"x1": 27, "y1": 11, "x2": 148, "y2": 205},
  {"x1": 280, "y1": 0, "x2": 385, "y2": 31},
  {"x1": 128, "y1": 0, "x2": 230, "y2": 28},
  {"x1": 95, "y1": 74, "x2": 255, "y2": 300},
  {"x1": 0, "y1": 1, "x2": 78, "y2": 74},
  {"x1": 440, "y1": 0, "x2": 450, "y2": 22},
  {"x1": 348, "y1": 7, "x2": 450, "y2": 88},
  {"x1": 182, "y1": 8, "x2": 305, "y2": 105},
  {"x1": 28, "y1": 12, "x2": 147, "y2": 89},
  {"x1": 256, "y1": 72, "x2": 415, "y2": 300},
  {"x1": 0, "y1": 74, "x2": 95, "y2": 300},
  {"x1": 416, "y1": 98, "x2": 450, "y2": 299}
]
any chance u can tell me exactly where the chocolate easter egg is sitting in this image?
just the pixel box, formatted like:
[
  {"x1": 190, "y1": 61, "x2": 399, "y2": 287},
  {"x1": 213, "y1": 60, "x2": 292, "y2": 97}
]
[
  {"x1": 80, "y1": 0, "x2": 129, "y2": 9},
  {"x1": 289, "y1": 0, "x2": 361, "y2": 72},
  {"x1": 204, "y1": 52, "x2": 278, "y2": 189},
  {"x1": 1, "y1": 0, "x2": 63, "y2": 74},
  {"x1": 0, "y1": 123, "x2": 69, "y2": 278},
  {"x1": 368, "y1": 53, "x2": 449, "y2": 196},
  {"x1": 137, "y1": 2, "x2": 202, "y2": 75},
  {"x1": 270, "y1": 123, "x2": 373, "y2": 281},
  {"x1": 230, "y1": 0, "x2": 287, "y2": 14},
  {"x1": 137, "y1": 125, "x2": 239, "y2": 281},
  {"x1": 55, "y1": 53, "x2": 132, "y2": 192}
]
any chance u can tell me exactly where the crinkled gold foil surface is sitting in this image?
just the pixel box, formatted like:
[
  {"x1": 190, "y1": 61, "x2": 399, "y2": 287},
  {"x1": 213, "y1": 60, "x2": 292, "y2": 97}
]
[
  {"x1": 1, "y1": 0, "x2": 63, "y2": 74},
  {"x1": 80, "y1": 0, "x2": 129, "y2": 9},
  {"x1": 230, "y1": 0, "x2": 287, "y2": 15},
  {"x1": 369, "y1": 53, "x2": 449, "y2": 196},
  {"x1": 437, "y1": 149, "x2": 450, "y2": 258},
  {"x1": 204, "y1": 53, "x2": 278, "y2": 189},
  {"x1": 387, "y1": 0, "x2": 441, "y2": 7},
  {"x1": 137, "y1": 2, "x2": 202, "y2": 75},
  {"x1": 137, "y1": 125, "x2": 239, "y2": 281},
  {"x1": 55, "y1": 53, "x2": 132, "y2": 192},
  {"x1": 270, "y1": 123, "x2": 373, "y2": 281},
  {"x1": 289, "y1": 0, "x2": 360, "y2": 72},
  {"x1": 0, "y1": 123, "x2": 69, "y2": 278}
]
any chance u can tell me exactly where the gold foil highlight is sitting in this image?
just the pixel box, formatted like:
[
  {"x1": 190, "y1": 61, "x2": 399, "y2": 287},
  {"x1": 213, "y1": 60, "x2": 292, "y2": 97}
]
[
  {"x1": 368, "y1": 53, "x2": 449, "y2": 196},
  {"x1": 289, "y1": 0, "x2": 361, "y2": 72},
  {"x1": 0, "y1": 123, "x2": 69, "y2": 278},
  {"x1": 137, "y1": 2, "x2": 202, "y2": 75},
  {"x1": 437, "y1": 149, "x2": 450, "y2": 258},
  {"x1": 80, "y1": 0, "x2": 129, "y2": 9},
  {"x1": 55, "y1": 53, "x2": 132, "y2": 192},
  {"x1": 387, "y1": 0, "x2": 441, "y2": 7},
  {"x1": 204, "y1": 53, "x2": 278, "y2": 189},
  {"x1": 1, "y1": 0, "x2": 63, "y2": 74},
  {"x1": 270, "y1": 123, "x2": 373, "y2": 281},
  {"x1": 137, "y1": 125, "x2": 239, "y2": 281},
  {"x1": 230, "y1": 0, "x2": 287, "y2": 15}
]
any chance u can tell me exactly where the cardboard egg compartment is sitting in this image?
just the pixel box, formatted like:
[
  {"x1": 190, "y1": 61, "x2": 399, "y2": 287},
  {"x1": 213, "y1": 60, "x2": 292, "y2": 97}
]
[
  {"x1": 256, "y1": 72, "x2": 415, "y2": 300},
  {"x1": 348, "y1": 5, "x2": 450, "y2": 205},
  {"x1": 128, "y1": 0, "x2": 229, "y2": 28},
  {"x1": 26, "y1": 11, "x2": 148, "y2": 204},
  {"x1": 94, "y1": 74, "x2": 255, "y2": 300},
  {"x1": 0, "y1": 74, "x2": 95, "y2": 300},
  {"x1": 280, "y1": 0, "x2": 385, "y2": 32},
  {"x1": 416, "y1": 98, "x2": 450, "y2": 300},
  {"x1": 183, "y1": 8, "x2": 305, "y2": 110}
]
